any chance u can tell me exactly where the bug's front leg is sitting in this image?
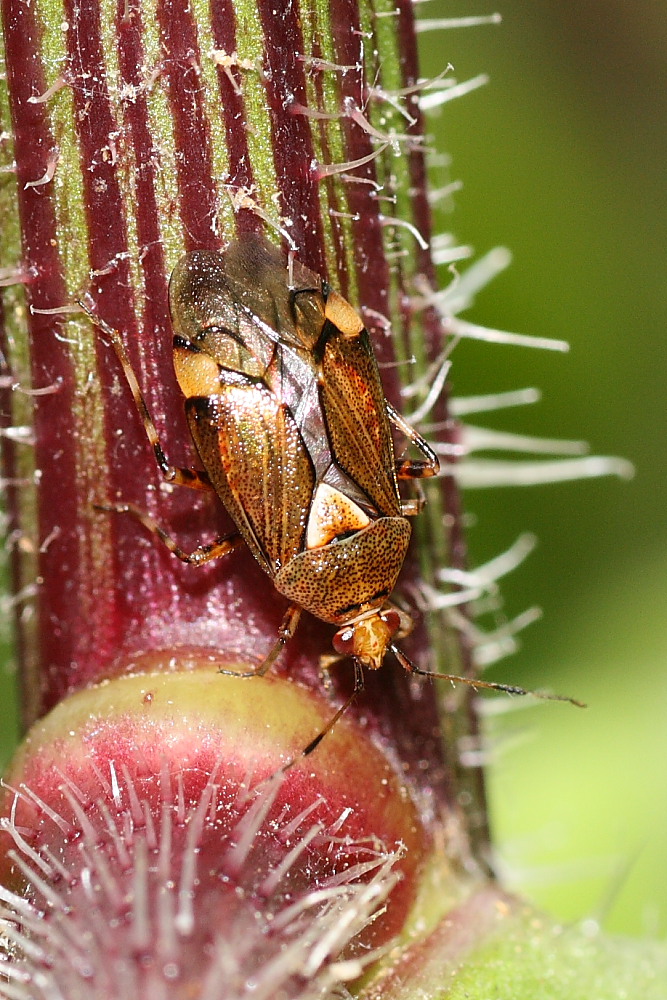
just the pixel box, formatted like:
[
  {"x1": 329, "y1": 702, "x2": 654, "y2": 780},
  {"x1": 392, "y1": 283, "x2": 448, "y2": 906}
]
[
  {"x1": 253, "y1": 604, "x2": 302, "y2": 675},
  {"x1": 78, "y1": 299, "x2": 213, "y2": 492},
  {"x1": 94, "y1": 502, "x2": 242, "y2": 566},
  {"x1": 218, "y1": 604, "x2": 302, "y2": 678}
]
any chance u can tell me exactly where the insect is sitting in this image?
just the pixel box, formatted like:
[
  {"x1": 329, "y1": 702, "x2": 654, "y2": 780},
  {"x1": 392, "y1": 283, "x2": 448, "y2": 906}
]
[{"x1": 82, "y1": 233, "x2": 582, "y2": 735}]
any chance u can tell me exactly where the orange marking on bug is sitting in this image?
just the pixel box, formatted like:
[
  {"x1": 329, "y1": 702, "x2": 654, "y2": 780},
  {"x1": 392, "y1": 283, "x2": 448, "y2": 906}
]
[
  {"x1": 173, "y1": 344, "x2": 222, "y2": 398},
  {"x1": 324, "y1": 289, "x2": 364, "y2": 338},
  {"x1": 306, "y1": 483, "x2": 370, "y2": 549}
]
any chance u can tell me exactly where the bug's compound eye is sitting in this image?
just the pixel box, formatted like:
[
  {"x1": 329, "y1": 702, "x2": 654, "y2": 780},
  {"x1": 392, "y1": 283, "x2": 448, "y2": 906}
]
[
  {"x1": 332, "y1": 627, "x2": 356, "y2": 657},
  {"x1": 380, "y1": 609, "x2": 402, "y2": 636}
]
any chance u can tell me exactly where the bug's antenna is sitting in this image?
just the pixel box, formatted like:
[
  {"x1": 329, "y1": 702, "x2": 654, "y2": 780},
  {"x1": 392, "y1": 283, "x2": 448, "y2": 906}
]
[
  {"x1": 301, "y1": 661, "x2": 365, "y2": 759},
  {"x1": 390, "y1": 644, "x2": 586, "y2": 708},
  {"x1": 276, "y1": 662, "x2": 365, "y2": 776}
]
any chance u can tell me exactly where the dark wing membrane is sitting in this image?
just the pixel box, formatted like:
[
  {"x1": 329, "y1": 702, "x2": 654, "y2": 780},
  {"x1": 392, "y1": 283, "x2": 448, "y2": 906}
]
[
  {"x1": 170, "y1": 236, "x2": 326, "y2": 372},
  {"x1": 220, "y1": 234, "x2": 326, "y2": 352},
  {"x1": 186, "y1": 374, "x2": 315, "y2": 576},
  {"x1": 319, "y1": 326, "x2": 401, "y2": 517}
]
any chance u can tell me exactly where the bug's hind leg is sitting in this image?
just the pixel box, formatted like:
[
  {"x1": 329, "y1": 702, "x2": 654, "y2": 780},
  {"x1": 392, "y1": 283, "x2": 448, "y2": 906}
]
[
  {"x1": 387, "y1": 400, "x2": 440, "y2": 481},
  {"x1": 218, "y1": 604, "x2": 302, "y2": 679},
  {"x1": 386, "y1": 400, "x2": 439, "y2": 515},
  {"x1": 94, "y1": 501, "x2": 242, "y2": 566},
  {"x1": 78, "y1": 299, "x2": 214, "y2": 493}
]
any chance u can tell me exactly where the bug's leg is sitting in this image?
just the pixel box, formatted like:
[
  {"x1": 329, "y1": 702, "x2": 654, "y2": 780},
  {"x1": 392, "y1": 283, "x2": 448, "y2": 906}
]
[
  {"x1": 319, "y1": 650, "x2": 345, "y2": 671},
  {"x1": 317, "y1": 650, "x2": 348, "y2": 693},
  {"x1": 218, "y1": 604, "x2": 302, "y2": 679},
  {"x1": 78, "y1": 300, "x2": 213, "y2": 492},
  {"x1": 255, "y1": 605, "x2": 303, "y2": 676},
  {"x1": 400, "y1": 484, "x2": 426, "y2": 517},
  {"x1": 390, "y1": 643, "x2": 586, "y2": 708},
  {"x1": 386, "y1": 400, "x2": 440, "y2": 480},
  {"x1": 94, "y1": 502, "x2": 241, "y2": 565}
]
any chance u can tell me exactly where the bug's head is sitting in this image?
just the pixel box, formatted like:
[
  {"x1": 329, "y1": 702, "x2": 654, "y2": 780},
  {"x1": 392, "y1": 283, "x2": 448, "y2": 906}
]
[{"x1": 332, "y1": 608, "x2": 407, "y2": 671}]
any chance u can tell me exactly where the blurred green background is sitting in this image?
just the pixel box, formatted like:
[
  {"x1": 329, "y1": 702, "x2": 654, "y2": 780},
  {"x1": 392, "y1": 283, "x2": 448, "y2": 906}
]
[
  {"x1": 1, "y1": 0, "x2": 664, "y2": 946},
  {"x1": 421, "y1": 1, "x2": 666, "y2": 938}
]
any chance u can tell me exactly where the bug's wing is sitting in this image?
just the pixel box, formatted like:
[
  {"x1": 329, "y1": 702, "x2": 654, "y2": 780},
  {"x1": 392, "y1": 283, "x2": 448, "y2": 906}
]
[
  {"x1": 171, "y1": 237, "x2": 325, "y2": 374},
  {"x1": 319, "y1": 327, "x2": 401, "y2": 518},
  {"x1": 186, "y1": 376, "x2": 315, "y2": 576}
]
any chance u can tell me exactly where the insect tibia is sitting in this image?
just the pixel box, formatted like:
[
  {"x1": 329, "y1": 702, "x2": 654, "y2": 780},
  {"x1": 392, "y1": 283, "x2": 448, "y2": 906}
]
[
  {"x1": 220, "y1": 606, "x2": 303, "y2": 681},
  {"x1": 400, "y1": 497, "x2": 425, "y2": 517},
  {"x1": 395, "y1": 458, "x2": 439, "y2": 479},
  {"x1": 93, "y1": 501, "x2": 241, "y2": 566},
  {"x1": 386, "y1": 402, "x2": 440, "y2": 480},
  {"x1": 154, "y1": 443, "x2": 176, "y2": 480}
]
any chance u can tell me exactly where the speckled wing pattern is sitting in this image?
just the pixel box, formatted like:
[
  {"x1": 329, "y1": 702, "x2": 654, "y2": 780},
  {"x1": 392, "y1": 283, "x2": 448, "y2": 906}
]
[
  {"x1": 186, "y1": 376, "x2": 315, "y2": 576},
  {"x1": 318, "y1": 325, "x2": 401, "y2": 519}
]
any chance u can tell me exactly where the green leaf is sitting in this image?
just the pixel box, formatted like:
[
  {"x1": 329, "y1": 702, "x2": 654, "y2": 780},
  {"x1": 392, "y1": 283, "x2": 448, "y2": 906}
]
[{"x1": 358, "y1": 890, "x2": 667, "y2": 999}]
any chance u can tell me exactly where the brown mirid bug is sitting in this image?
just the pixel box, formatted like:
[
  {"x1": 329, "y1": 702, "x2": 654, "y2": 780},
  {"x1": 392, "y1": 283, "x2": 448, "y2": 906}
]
[{"x1": 81, "y1": 233, "x2": 583, "y2": 745}]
